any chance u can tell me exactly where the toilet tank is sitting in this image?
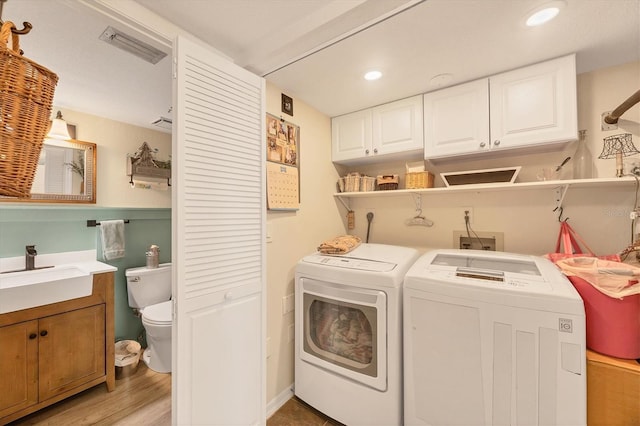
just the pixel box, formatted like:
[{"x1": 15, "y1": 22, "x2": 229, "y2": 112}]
[{"x1": 125, "y1": 263, "x2": 172, "y2": 309}]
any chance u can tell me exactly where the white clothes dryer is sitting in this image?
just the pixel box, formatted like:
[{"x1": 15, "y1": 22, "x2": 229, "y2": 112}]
[
  {"x1": 295, "y1": 243, "x2": 419, "y2": 426},
  {"x1": 403, "y1": 249, "x2": 586, "y2": 426}
]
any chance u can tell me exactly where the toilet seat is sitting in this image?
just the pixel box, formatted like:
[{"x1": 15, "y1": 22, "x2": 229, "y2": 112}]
[{"x1": 142, "y1": 300, "x2": 172, "y2": 325}]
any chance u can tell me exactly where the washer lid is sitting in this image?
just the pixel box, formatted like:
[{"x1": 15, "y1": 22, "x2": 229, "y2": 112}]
[
  {"x1": 302, "y1": 254, "x2": 396, "y2": 272},
  {"x1": 142, "y1": 300, "x2": 172, "y2": 323}
]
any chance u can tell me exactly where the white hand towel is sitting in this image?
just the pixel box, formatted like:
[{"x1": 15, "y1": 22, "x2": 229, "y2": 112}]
[{"x1": 100, "y1": 220, "x2": 126, "y2": 260}]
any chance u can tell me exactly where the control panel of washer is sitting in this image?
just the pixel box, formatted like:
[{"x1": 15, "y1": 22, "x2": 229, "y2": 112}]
[{"x1": 303, "y1": 254, "x2": 397, "y2": 272}]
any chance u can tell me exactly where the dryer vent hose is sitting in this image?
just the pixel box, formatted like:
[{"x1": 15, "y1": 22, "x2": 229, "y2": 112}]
[{"x1": 366, "y1": 212, "x2": 374, "y2": 243}]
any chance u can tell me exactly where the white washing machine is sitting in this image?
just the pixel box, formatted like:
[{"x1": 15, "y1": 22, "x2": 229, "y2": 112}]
[
  {"x1": 403, "y1": 249, "x2": 586, "y2": 426},
  {"x1": 295, "y1": 243, "x2": 419, "y2": 426}
]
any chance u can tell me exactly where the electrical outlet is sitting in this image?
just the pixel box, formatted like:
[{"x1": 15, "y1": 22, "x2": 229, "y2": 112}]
[
  {"x1": 282, "y1": 294, "x2": 294, "y2": 315},
  {"x1": 266, "y1": 223, "x2": 273, "y2": 244},
  {"x1": 461, "y1": 207, "x2": 473, "y2": 225},
  {"x1": 288, "y1": 324, "x2": 295, "y2": 343}
]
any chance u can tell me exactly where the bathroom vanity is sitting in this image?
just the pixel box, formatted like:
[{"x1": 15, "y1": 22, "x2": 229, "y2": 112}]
[{"x1": 0, "y1": 271, "x2": 115, "y2": 424}]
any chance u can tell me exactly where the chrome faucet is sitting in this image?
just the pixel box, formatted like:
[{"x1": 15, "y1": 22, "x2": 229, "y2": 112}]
[{"x1": 25, "y1": 245, "x2": 37, "y2": 270}]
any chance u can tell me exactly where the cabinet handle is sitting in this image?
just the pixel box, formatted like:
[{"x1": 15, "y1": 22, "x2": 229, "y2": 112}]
[
  {"x1": 480, "y1": 142, "x2": 486, "y2": 148},
  {"x1": 373, "y1": 148, "x2": 378, "y2": 154},
  {"x1": 40, "y1": 330, "x2": 48, "y2": 337},
  {"x1": 493, "y1": 140, "x2": 501, "y2": 146},
  {"x1": 365, "y1": 149, "x2": 370, "y2": 155},
  {"x1": 29, "y1": 333, "x2": 37, "y2": 340}
]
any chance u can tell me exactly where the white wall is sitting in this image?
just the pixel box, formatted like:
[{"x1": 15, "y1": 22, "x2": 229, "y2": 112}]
[
  {"x1": 56, "y1": 107, "x2": 171, "y2": 208},
  {"x1": 264, "y1": 83, "x2": 344, "y2": 403},
  {"x1": 265, "y1": 60, "x2": 640, "y2": 405},
  {"x1": 577, "y1": 60, "x2": 640, "y2": 176}
]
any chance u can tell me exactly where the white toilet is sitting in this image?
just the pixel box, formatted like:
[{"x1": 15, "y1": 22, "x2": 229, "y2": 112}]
[{"x1": 125, "y1": 263, "x2": 172, "y2": 373}]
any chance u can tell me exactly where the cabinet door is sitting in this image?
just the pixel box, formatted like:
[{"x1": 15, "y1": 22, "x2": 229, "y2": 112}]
[
  {"x1": 331, "y1": 109, "x2": 372, "y2": 163},
  {"x1": 0, "y1": 320, "x2": 38, "y2": 418},
  {"x1": 372, "y1": 95, "x2": 423, "y2": 157},
  {"x1": 489, "y1": 54, "x2": 577, "y2": 150},
  {"x1": 38, "y1": 305, "x2": 105, "y2": 401},
  {"x1": 424, "y1": 79, "x2": 490, "y2": 159}
]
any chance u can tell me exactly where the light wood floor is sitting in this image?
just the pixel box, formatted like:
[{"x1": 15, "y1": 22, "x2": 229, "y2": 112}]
[
  {"x1": 8, "y1": 361, "x2": 171, "y2": 425},
  {"x1": 7, "y1": 361, "x2": 331, "y2": 425}
]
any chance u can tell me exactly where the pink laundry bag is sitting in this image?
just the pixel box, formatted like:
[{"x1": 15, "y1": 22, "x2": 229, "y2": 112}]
[
  {"x1": 555, "y1": 257, "x2": 640, "y2": 359},
  {"x1": 547, "y1": 221, "x2": 639, "y2": 359}
]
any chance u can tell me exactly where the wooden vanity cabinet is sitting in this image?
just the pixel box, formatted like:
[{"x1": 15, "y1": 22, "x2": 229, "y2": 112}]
[{"x1": 0, "y1": 272, "x2": 114, "y2": 425}]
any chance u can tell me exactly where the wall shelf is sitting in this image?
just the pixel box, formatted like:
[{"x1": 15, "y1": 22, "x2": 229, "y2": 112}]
[{"x1": 335, "y1": 177, "x2": 637, "y2": 200}]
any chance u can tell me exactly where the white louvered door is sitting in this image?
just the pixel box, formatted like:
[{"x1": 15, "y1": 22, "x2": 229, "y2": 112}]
[{"x1": 172, "y1": 35, "x2": 266, "y2": 425}]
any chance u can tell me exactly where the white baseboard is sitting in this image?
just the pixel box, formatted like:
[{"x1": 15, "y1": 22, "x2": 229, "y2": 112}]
[{"x1": 266, "y1": 384, "x2": 294, "y2": 419}]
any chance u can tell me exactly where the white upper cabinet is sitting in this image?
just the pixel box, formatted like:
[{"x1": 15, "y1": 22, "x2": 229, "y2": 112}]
[
  {"x1": 489, "y1": 54, "x2": 577, "y2": 149},
  {"x1": 332, "y1": 109, "x2": 372, "y2": 162},
  {"x1": 423, "y1": 79, "x2": 490, "y2": 157},
  {"x1": 332, "y1": 95, "x2": 423, "y2": 164},
  {"x1": 424, "y1": 54, "x2": 577, "y2": 160},
  {"x1": 372, "y1": 96, "x2": 424, "y2": 156}
]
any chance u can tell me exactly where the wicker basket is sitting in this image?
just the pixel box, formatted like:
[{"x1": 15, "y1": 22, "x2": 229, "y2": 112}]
[
  {"x1": 361, "y1": 176, "x2": 376, "y2": 192},
  {"x1": 377, "y1": 174, "x2": 399, "y2": 191},
  {"x1": 405, "y1": 171, "x2": 434, "y2": 189},
  {"x1": 344, "y1": 172, "x2": 360, "y2": 192},
  {"x1": 0, "y1": 21, "x2": 58, "y2": 198}
]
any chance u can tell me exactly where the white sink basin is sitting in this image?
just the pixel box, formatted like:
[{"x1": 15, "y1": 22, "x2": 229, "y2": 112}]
[{"x1": 0, "y1": 265, "x2": 93, "y2": 314}]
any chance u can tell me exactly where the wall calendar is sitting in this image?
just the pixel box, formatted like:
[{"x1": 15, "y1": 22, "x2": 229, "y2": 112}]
[{"x1": 266, "y1": 113, "x2": 299, "y2": 210}]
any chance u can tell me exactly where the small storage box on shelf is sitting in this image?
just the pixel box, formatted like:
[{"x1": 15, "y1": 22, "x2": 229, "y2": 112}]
[
  {"x1": 361, "y1": 176, "x2": 376, "y2": 192},
  {"x1": 405, "y1": 171, "x2": 434, "y2": 189},
  {"x1": 377, "y1": 175, "x2": 399, "y2": 191},
  {"x1": 343, "y1": 172, "x2": 360, "y2": 192},
  {"x1": 338, "y1": 173, "x2": 376, "y2": 193}
]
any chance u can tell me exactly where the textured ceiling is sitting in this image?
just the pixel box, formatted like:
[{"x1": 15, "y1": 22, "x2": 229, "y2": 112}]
[{"x1": 3, "y1": 0, "x2": 639, "y2": 130}]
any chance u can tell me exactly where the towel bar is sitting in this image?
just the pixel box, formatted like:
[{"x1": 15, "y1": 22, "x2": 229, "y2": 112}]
[{"x1": 87, "y1": 220, "x2": 130, "y2": 227}]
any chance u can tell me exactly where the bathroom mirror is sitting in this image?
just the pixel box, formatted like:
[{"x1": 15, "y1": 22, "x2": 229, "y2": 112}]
[{"x1": 0, "y1": 139, "x2": 96, "y2": 204}]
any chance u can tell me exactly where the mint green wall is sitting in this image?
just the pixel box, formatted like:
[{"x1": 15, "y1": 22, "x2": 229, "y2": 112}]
[{"x1": 0, "y1": 206, "x2": 171, "y2": 343}]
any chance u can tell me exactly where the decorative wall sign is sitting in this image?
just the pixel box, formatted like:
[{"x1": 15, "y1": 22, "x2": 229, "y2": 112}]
[
  {"x1": 281, "y1": 93, "x2": 293, "y2": 116},
  {"x1": 266, "y1": 113, "x2": 299, "y2": 210}
]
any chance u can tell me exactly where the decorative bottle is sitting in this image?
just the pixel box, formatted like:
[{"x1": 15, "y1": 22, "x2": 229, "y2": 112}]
[
  {"x1": 573, "y1": 130, "x2": 593, "y2": 179},
  {"x1": 146, "y1": 244, "x2": 159, "y2": 269}
]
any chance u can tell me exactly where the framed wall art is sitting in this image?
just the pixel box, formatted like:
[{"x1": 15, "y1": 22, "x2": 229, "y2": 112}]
[{"x1": 281, "y1": 93, "x2": 293, "y2": 116}]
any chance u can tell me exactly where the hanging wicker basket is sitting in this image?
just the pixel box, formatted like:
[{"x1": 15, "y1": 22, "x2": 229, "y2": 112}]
[{"x1": 0, "y1": 21, "x2": 58, "y2": 198}]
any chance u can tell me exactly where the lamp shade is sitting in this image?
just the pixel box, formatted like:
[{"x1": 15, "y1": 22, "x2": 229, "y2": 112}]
[
  {"x1": 46, "y1": 111, "x2": 71, "y2": 140},
  {"x1": 598, "y1": 133, "x2": 638, "y2": 159},
  {"x1": 598, "y1": 133, "x2": 638, "y2": 178}
]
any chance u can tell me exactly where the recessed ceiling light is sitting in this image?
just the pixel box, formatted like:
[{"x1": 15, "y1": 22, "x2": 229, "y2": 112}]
[
  {"x1": 525, "y1": 1, "x2": 565, "y2": 27},
  {"x1": 364, "y1": 70, "x2": 382, "y2": 81}
]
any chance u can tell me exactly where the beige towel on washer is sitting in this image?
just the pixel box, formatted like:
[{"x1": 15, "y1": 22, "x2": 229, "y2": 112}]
[{"x1": 317, "y1": 235, "x2": 362, "y2": 255}]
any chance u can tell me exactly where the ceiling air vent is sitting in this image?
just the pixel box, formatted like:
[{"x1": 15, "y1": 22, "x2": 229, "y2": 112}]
[
  {"x1": 152, "y1": 117, "x2": 172, "y2": 130},
  {"x1": 99, "y1": 26, "x2": 167, "y2": 64}
]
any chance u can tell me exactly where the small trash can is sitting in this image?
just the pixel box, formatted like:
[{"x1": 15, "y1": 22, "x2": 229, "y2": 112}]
[{"x1": 115, "y1": 340, "x2": 142, "y2": 379}]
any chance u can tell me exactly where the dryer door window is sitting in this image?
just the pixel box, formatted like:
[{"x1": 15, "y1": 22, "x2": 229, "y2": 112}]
[
  {"x1": 308, "y1": 298, "x2": 375, "y2": 369},
  {"x1": 300, "y1": 278, "x2": 387, "y2": 391}
]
